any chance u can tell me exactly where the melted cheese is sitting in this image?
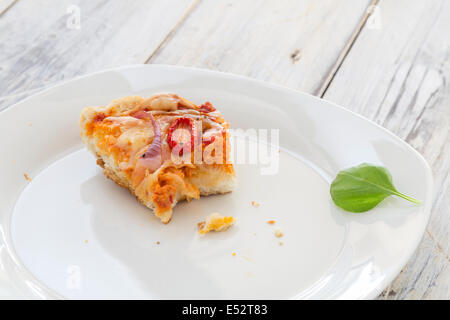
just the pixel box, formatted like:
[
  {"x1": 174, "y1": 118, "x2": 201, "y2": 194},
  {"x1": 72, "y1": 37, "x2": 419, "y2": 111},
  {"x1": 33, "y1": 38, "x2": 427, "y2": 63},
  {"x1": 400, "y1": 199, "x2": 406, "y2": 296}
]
[
  {"x1": 116, "y1": 127, "x2": 152, "y2": 149},
  {"x1": 102, "y1": 116, "x2": 154, "y2": 172}
]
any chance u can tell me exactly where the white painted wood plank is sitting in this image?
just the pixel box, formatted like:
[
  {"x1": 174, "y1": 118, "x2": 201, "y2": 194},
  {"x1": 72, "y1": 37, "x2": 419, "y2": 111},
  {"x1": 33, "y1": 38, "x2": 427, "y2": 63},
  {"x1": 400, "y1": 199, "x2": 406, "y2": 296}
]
[
  {"x1": 323, "y1": 0, "x2": 449, "y2": 300},
  {"x1": 149, "y1": 0, "x2": 373, "y2": 95},
  {"x1": 0, "y1": 0, "x2": 194, "y2": 110}
]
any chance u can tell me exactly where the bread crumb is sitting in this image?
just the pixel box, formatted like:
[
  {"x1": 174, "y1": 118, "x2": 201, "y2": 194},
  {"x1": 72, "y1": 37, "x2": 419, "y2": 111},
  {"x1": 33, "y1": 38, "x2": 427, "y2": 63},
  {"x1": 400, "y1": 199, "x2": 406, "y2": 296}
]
[
  {"x1": 156, "y1": 241, "x2": 160, "y2": 245},
  {"x1": 232, "y1": 252, "x2": 236, "y2": 257},
  {"x1": 24, "y1": 173, "x2": 32, "y2": 181},
  {"x1": 251, "y1": 201, "x2": 260, "y2": 207},
  {"x1": 267, "y1": 220, "x2": 276, "y2": 225},
  {"x1": 279, "y1": 240, "x2": 284, "y2": 246},
  {"x1": 29, "y1": 122, "x2": 32, "y2": 127},
  {"x1": 198, "y1": 212, "x2": 235, "y2": 234},
  {"x1": 274, "y1": 227, "x2": 284, "y2": 238},
  {"x1": 84, "y1": 240, "x2": 88, "y2": 244}
]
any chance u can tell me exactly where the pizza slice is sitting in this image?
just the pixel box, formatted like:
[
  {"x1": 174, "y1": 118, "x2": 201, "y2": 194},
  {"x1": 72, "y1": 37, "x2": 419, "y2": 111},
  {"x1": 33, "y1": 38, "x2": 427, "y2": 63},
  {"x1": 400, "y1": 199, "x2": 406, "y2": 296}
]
[{"x1": 80, "y1": 93, "x2": 235, "y2": 223}]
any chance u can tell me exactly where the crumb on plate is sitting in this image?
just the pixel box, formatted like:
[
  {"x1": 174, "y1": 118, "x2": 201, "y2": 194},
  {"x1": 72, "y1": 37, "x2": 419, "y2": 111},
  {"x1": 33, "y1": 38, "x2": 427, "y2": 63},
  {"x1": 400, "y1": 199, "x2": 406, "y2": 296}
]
[
  {"x1": 24, "y1": 173, "x2": 32, "y2": 181},
  {"x1": 232, "y1": 252, "x2": 236, "y2": 257},
  {"x1": 156, "y1": 241, "x2": 160, "y2": 245},
  {"x1": 251, "y1": 201, "x2": 260, "y2": 207},
  {"x1": 279, "y1": 240, "x2": 284, "y2": 246},
  {"x1": 267, "y1": 220, "x2": 276, "y2": 225},
  {"x1": 84, "y1": 240, "x2": 88, "y2": 244},
  {"x1": 198, "y1": 212, "x2": 235, "y2": 234},
  {"x1": 274, "y1": 227, "x2": 284, "y2": 238}
]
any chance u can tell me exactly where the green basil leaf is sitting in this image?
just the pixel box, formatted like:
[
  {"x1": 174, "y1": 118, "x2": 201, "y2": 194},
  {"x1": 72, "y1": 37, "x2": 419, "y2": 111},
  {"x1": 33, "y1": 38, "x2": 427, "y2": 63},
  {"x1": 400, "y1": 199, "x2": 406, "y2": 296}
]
[{"x1": 330, "y1": 163, "x2": 421, "y2": 212}]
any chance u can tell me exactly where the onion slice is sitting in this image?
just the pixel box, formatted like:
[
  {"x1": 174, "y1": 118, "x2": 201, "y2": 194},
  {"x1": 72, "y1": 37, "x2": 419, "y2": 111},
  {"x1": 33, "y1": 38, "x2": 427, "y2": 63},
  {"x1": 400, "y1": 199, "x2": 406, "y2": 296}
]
[{"x1": 138, "y1": 114, "x2": 162, "y2": 172}]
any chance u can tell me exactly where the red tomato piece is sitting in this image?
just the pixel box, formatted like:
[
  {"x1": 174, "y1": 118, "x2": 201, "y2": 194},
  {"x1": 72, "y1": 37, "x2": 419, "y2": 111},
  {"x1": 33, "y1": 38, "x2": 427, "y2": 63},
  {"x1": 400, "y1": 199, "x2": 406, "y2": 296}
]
[
  {"x1": 167, "y1": 118, "x2": 195, "y2": 155},
  {"x1": 198, "y1": 102, "x2": 216, "y2": 113}
]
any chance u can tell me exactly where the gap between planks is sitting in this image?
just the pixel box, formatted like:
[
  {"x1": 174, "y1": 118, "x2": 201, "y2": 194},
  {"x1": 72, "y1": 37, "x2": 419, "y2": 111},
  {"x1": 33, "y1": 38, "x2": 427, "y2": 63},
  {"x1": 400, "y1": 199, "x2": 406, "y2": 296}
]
[
  {"x1": 143, "y1": 0, "x2": 381, "y2": 99},
  {"x1": 144, "y1": 0, "x2": 201, "y2": 64},
  {"x1": 316, "y1": 0, "x2": 380, "y2": 97},
  {"x1": 0, "y1": 0, "x2": 19, "y2": 18},
  {"x1": 1, "y1": 0, "x2": 381, "y2": 99}
]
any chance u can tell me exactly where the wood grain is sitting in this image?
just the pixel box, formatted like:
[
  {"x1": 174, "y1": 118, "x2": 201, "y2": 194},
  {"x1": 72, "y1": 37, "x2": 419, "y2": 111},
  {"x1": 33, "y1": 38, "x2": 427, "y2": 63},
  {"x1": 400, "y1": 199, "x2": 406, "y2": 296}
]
[
  {"x1": 149, "y1": 0, "x2": 373, "y2": 95},
  {"x1": 322, "y1": 0, "x2": 449, "y2": 300},
  {"x1": 0, "y1": 0, "x2": 194, "y2": 110}
]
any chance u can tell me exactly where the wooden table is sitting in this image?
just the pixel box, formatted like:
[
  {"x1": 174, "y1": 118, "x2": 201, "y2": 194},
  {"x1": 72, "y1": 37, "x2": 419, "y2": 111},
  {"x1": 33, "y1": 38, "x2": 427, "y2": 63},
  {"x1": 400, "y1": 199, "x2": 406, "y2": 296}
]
[{"x1": 0, "y1": 0, "x2": 448, "y2": 300}]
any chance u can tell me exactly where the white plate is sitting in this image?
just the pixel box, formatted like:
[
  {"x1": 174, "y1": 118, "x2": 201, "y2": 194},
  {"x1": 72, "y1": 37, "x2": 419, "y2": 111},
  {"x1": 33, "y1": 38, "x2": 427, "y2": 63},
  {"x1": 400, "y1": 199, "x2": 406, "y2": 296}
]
[{"x1": 0, "y1": 65, "x2": 433, "y2": 300}]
